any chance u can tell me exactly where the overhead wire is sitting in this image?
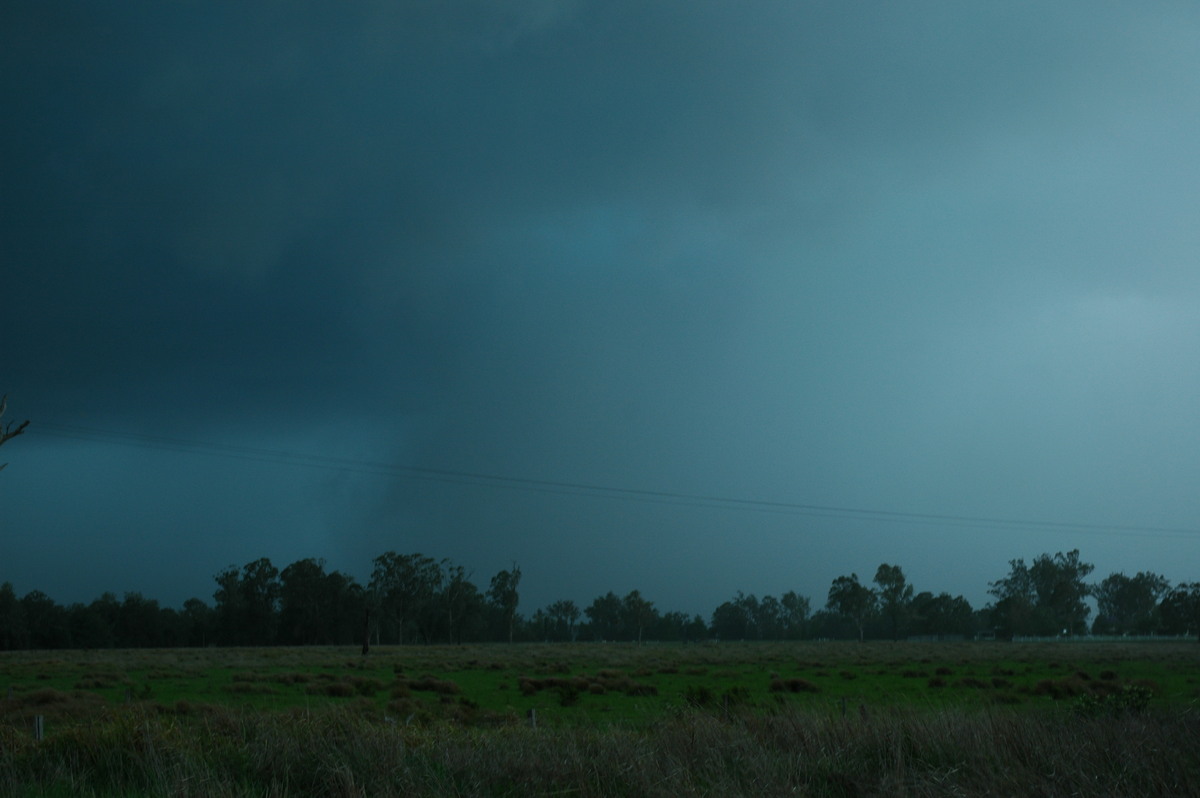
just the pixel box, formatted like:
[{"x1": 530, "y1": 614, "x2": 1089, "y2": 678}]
[{"x1": 29, "y1": 421, "x2": 1200, "y2": 540}]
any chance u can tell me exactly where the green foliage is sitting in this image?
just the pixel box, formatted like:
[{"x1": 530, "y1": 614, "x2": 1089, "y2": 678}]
[
  {"x1": 827, "y1": 574, "x2": 877, "y2": 642},
  {"x1": 584, "y1": 592, "x2": 625, "y2": 641},
  {"x1": 1157, "y1": 582, "x2": 1200, "y2": 639},
  {"x1": 873, "y1": 563, "x2": 913, "y2": 641},
  {"x1": 1073, "y1": 684, "x2": 1153, "y2": 716},
  {"x1": 487, "y1": 564, "x2": 522, "y2": 644},
  {"x1": 989, "y1": 550, "x2": 1094, "y2": 636},
  {"x1": 909, "y1": 591, "x2": 975, "y2": 638},
  {"x1": 370, "y1": 552, "x2": 444, "y2": 644},
  {"x1": 1092, "y1": 571, "x2": 1169, "y2": 635}
]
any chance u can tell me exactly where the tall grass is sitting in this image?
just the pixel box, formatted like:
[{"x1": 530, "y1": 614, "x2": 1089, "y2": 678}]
[
  {"x1": 3, "y1": 700, "x2": 1199, "y2": 797},
  {"x1": 5, "y1": 642, "x2": 1200, "y2": 796}
]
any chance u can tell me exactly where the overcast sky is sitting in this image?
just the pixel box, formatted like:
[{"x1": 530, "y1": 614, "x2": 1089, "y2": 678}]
[{"x1": 3, "y1": 2, "x2": 1200, "y2": 619}]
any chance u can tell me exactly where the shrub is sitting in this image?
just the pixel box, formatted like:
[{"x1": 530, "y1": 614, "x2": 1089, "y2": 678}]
[
  {"x1": 1073, "y1": 684, "x2": 1153, "y2": 716},
  {"x1": 557, "y1": 684, "x2": 581, "y2": 707},
  {"x1": 306, "y1": 681, "x2": 355, "y2": 698},
  {"x1": 769, "y1": 678, "x2": 820, "y2": 694},
  {"x1": 226, "y1": 683, "x2": 278, "y2": 695},
  {"x1": 408, "y1": 676, "x2": 461, "y2": 695},
  {"x1": 348, "y1": 677, "x2": 384, "y2": 696},
  {"x1": 624, "y1": 684, "x2": 657, "y2": 697},
  {"x1": 683, "y1": 685, "x2": 714, "y2": 707},
  {"x1": 721, "y1": 686, "x2": 752, "y2": 708}
]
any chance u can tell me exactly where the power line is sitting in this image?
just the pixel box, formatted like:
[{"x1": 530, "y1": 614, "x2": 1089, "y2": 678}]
[{"x1": 30, "y1": 421, "x2": 1200, "y2": 539}]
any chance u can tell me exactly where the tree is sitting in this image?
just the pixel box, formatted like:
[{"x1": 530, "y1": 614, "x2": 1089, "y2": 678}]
[
  {"x1": 910, "y1": 591, "x2": 975, "y2": 638},
  {"x1": 584, "y1": 592, "x2": 624, "y2": 640},
  {"x1": 546, "y1": 599, "x2": 581, "y2": 642},
  {"x1": 212, "y1": 566, "x2": 245, "y2": 645},
  {"x1": 181, "y1": 598, "x2": 214, "y2": 647},
  {"x1": 755, "y1": 595, "x2": 784, "y2": 640},
  {"x1": 212, "y1": 558, "x2": 281, "y2": 645},
  {"x1": 0, "y1": 582, "x2": 27, "y2": 650},
  {"x1": 622, "y1": 590, "x2": 657, "y2": 644},
  {"x1": 20, "y1": 590, "x2": 70, "y2": 648},
  {"x1": 987, "y1": 558, "x2": 1037, "y2": 636},
  {"x1": 239, "y1": 558, "x2": 281, "y2": 644},
  {"x1": 439, "y1": 564, "x2": 485, "y2": 644},
  {"x1": 779, "y1": 591, "x2": 811, "y2": 640},
  {"x1": 369, "y1": 552, "x2": 442, "y2": 644},
  {"x1": 487, "y1": 564, "x2": 521, "y2": 643},
  {"x1": 278, "y1": 558, "x2": 363, "y2": 645},
  {"x1": 1029, "y1": 550, "x2": 1093, "y2": 636},
  {"x1": 873, "y1": 564, "x2": 913, "y2": 641},
  {"x1": 0, "y1": 394, "x2": 29, "y2": 472},
  {"x1": 989, "y1": 550, "x2": 1094, "y2": 636},
  {"x1": 68, "y1": 601, "x2": 114, "y2": 649},
  {"x1": 710, "y1": 592, "x2": 757, "y2": 640},
  {"x1": 1158, "y1": 583, "x2": 1200, "y2": 640},
  {"x1": 117, "y1": 592, "x2": 165, "y2": 647},
  {"x1": 827, "y1": 574, "x2": 876, "y2": 642},
  {"x1": 655, "y1": 610, "x2": 704, "y2": 642},
  {"x1": 1092, "y1": 572, "x2": 1169, "y2": 635}
]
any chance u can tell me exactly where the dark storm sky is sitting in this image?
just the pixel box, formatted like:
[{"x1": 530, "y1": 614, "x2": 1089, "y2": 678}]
[{"x1": 4, "y1": 2, "x2": 1200, "y2": 617}]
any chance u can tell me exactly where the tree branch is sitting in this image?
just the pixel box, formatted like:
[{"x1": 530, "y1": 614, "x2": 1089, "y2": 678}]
[{"x1": 0, "y1": 394, "x2": 30, "y2": 470}]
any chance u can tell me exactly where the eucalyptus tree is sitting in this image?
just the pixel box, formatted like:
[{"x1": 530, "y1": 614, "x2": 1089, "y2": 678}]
[
  {"x1": 1030, "y1": 550, "x2": 1093, "y2": 635},
  {"x1": 584, "y1": 592, "x2": 624, "y2": 640},
  {"x1": 779, "y1": 591, "x2": 811, "y2": 639},
  {"x1": 874, "y1": 564, "x2": 914, "y2": 641},
  {"x1": 212, "y1": 558, "x2": 281, "y2": 645},
  {"x1": 546, "y1": 599, "x2": 581, "y2": 641},
  {"x1": 710, "y1": 592, "x2": 756, "y2": 640},
  {"x1": 440, "y1": 563, "x2": 485, "y2": 643},
  {"x1": 1092, "y1": 571, "x2": 1169, "y2": 635},
  {"x1": 827, "y1": 574, "x2": 877, "y2": 642},
  {"x1": 0, "y1": 582, "x2": 27, "y2": 650},
  {"x1": 369, "y1": 552, "x2": 443, "y2": 644},
  {"x1": 622, "y1": 589, "x2": 657, "y2": 644},
  {"x1": 278, "y1": 558, "x2": 364, "y2": 645},
  {"x1": 487, "y1": 564, "x2": 522, "y2": 643},
  {"x1": 910, "y1": 591, "x2": 975, "y2": 638},
  {"x1": 1158, "y1": 583, "x2": 1200, "y2": 640},
  {"x1": 989, "y1": 550, "x2": 1093, "y2": 636}
]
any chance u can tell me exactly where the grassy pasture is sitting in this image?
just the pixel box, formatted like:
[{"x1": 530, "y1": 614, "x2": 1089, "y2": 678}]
[
  {"x1": 3, "y1": 640, "x2": 1197, "y2": 724},
  {"x1": 3, "y1": 641, "x2": 1200, "y2": 796}
]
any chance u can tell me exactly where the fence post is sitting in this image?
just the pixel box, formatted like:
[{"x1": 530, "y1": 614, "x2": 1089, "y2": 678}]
[{"x1": 34, "y1": 715, "x2": 44, "y2": 741}]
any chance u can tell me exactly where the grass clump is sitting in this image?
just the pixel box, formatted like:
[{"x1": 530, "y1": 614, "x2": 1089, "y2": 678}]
[
  {"x1": 4, "y1": 701, "x2": 1200, "y2": 797},
  {"x1": 768, "y1": 677, "x2": 820, "y2": 694}
]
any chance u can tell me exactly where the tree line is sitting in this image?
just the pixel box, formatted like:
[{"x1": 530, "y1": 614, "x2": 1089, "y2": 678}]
[{"x1": 3, "y1": 548, "x2": 1200, "y2": 651}]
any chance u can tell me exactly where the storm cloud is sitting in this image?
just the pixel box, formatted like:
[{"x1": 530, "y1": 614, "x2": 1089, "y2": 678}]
[{"x1": 4, "y1": 2, "x2": 1200, "y2": 615}]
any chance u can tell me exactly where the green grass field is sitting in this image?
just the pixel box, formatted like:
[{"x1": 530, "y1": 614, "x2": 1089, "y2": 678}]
[{"x1": 3, "y1": 641, "x2": 1200, "y2": 796}]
